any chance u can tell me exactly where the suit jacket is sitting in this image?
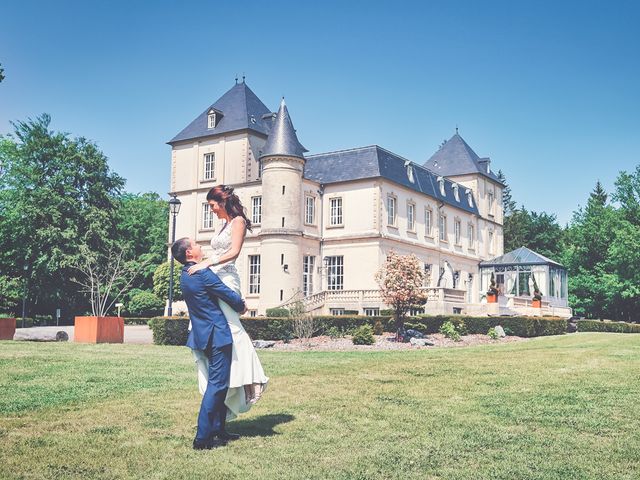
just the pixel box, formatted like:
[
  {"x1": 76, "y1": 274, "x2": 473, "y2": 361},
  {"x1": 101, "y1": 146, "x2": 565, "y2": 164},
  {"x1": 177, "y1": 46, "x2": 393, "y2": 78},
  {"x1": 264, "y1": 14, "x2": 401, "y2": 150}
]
[{"x1": 181, "y1": 262, "x2": 245, "y2": 350}]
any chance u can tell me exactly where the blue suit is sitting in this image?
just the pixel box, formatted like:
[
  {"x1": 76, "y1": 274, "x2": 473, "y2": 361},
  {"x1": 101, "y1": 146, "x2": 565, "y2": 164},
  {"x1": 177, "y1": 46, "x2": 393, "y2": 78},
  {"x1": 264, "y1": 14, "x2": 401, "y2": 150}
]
[{"x1": 180, "y1": 262, "x2": 245, "y2": 442}]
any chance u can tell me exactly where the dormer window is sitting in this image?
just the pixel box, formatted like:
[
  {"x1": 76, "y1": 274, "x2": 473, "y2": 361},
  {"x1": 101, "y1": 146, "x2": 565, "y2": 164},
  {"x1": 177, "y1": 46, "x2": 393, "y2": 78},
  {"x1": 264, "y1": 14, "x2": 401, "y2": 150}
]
[
  {"x1": 466, "y1": 189, "x2": 474, "y2": 207},
  {"x1": 453, "y1": 183, "x2": 460, "y2": 202},
  {"x1": 437, "y1": 176, "x2": 445, "y2": 196},
  {"x1": 207, "y1": 109, "x2": 223, "y2": 129},
  {"x1": 405, "y1": 161, "x2": 415, "y2": 183}
]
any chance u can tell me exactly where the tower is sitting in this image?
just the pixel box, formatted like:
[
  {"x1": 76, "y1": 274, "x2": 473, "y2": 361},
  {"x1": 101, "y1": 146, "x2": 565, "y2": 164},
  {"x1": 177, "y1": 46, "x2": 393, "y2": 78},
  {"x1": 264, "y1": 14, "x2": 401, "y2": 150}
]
[{"x1": 258, "y1": 99, "x2": 308, "y2": 309}]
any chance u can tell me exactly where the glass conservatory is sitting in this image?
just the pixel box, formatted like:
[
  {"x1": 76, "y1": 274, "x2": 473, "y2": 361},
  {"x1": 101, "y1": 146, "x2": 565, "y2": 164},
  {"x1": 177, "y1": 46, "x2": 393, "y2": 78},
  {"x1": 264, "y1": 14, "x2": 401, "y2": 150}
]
[{"x1": 479, "y1": 247, "x2": 569, "y2": 307}]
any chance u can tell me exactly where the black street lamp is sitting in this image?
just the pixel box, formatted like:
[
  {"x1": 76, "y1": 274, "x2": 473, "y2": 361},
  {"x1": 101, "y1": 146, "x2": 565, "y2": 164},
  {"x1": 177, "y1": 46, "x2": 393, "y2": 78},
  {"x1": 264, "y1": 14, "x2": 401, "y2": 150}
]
[{"x1": 167, "y1": 194, "x2": 182, "y2": 317}]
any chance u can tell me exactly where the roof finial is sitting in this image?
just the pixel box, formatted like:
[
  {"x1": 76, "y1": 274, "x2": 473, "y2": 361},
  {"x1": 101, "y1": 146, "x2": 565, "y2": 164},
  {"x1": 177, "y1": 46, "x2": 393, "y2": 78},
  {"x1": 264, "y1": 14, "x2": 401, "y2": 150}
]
[
  {"x1": 456, "y1": 125, "x2": 459, "y2": 135},
  {"x1": 242, "y1": 73, "x2": 245, "y2": 83},
  {"x1": 235, "y1": 75, "x2": 238, "y2": 85}
]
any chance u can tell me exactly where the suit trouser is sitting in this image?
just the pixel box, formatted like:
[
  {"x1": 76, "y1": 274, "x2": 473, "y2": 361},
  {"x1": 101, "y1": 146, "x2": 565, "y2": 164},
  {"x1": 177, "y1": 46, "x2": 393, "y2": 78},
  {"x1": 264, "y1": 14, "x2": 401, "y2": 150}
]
[{"x1": 194, "y1": 343, "x2": 232, "y2": 442}]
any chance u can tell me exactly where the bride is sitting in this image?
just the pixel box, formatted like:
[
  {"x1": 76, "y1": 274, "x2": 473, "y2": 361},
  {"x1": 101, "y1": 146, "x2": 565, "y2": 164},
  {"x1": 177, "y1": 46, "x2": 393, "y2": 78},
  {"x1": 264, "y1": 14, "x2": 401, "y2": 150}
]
[{"x1": 187, "y1": 184, "x2": 268, "y2": 420}]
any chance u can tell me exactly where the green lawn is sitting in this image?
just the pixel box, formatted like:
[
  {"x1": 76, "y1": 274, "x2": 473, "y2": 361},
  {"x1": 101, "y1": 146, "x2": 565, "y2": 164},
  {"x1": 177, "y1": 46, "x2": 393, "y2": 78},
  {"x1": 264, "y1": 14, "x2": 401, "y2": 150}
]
[{"x1": 1, "y1": 333, "x2": 639, "y2": 480}]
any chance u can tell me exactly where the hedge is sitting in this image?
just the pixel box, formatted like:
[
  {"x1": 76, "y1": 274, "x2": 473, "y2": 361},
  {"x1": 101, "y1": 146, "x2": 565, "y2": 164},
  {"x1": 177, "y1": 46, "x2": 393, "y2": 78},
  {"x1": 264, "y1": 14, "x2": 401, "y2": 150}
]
[
  {"x1": 123, "y1": 317, "x2": 153, "y2": 325},
  {"x1": 577, "y1": 319, "x2": 640, "y2": 333},
  {"x1": 148, "y1": 317, "x2": 190, "y2": 345},
  {"x1": 410, "y1": 315, "x2": 567, "y2": 338},
  {"x1": 239, "y1": 315, "x2": 392, "y2": 341}
]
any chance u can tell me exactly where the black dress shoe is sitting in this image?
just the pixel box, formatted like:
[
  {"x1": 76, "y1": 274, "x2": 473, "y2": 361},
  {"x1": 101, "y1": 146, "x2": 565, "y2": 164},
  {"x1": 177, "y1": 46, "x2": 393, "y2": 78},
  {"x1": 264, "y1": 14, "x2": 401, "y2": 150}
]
[
  {"x1": 218, "y1": 431, "x2": 240, "y2": 441},
  {"x1": 193, "y1": 437, "x2": 228, "y2": 450}
]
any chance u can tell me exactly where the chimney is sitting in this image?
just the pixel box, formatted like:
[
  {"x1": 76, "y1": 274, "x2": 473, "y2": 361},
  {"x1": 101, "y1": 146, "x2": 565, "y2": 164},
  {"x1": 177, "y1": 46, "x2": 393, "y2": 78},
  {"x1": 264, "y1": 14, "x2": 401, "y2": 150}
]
[{"x1": 479, "y1": 157, "x2": 491, "y2": 173}]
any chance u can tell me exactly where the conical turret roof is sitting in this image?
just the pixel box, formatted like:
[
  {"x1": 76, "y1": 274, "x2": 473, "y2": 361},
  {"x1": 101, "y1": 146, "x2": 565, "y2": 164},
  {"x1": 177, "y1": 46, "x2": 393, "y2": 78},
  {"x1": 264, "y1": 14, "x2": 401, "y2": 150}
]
[{"x1": 260, "y1": 98, "x2": 307, "y2": 160}]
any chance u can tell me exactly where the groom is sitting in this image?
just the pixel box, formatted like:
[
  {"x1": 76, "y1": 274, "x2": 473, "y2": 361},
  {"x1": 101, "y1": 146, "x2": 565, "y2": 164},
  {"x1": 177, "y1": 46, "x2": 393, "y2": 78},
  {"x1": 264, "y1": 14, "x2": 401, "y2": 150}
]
[{"x1": 171, "y1": 237, "x2": 247, "y2": 450}]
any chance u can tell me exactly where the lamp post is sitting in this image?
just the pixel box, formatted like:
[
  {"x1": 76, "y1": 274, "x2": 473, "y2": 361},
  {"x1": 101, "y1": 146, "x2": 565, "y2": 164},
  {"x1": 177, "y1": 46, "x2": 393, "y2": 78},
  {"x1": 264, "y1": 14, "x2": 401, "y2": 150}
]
[
  {"x1": 167, "y1": 194, "x2": 182, "y2": 317},
  {"x1": 21, "y1": 264, "x2": 28, "y2": 328}
]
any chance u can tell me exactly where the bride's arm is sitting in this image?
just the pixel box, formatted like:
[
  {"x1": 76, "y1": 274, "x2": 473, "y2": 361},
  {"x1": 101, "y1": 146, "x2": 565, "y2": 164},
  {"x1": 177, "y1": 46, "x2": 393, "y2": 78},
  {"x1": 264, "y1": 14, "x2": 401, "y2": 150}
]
[{"x1": 187, "y1": 218, "x2": 246, "y2": 275}]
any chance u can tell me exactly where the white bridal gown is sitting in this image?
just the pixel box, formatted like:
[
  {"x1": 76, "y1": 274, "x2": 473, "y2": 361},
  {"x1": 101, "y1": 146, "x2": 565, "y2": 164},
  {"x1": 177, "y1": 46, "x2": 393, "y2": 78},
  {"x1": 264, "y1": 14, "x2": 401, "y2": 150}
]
[{"x1": 199, "y1": 217, "x2": 269, "y2": 420}]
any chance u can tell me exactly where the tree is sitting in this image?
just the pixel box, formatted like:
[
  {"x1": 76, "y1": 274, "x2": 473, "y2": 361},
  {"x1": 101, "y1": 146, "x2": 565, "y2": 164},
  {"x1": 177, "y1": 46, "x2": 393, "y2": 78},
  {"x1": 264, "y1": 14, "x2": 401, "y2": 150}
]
[
  {"x1": 153, "y1": 261, "x2": 183, "y2": 301},
  {"x1": 375, "y1": 251, "x2": 426, "y2": 337},
  {"x1": 115, "y1": 192, "x2": 168, "y2": 291},
  {"x1": 497, "y1": 170, "x2": 517, "y2": 216},
  {"x1": 0, "y1": 114, "x2": 124, "y2": 317},
  {"x1": 503, "y1": 207, "x2": 564, "y2": 261},
  {"x1": 0, "y1": 63, "x2": 4, "y2": 83},
  {"x1": 127, "y1": 291, "x2": 164, "y2": 317}
]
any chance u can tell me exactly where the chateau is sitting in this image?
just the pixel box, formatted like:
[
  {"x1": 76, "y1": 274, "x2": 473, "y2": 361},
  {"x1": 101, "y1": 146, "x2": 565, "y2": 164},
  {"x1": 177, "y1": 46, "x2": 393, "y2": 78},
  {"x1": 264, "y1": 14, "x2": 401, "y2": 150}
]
[{"x1": 168, "y1": 81, "x2": 571, "y2": 318}]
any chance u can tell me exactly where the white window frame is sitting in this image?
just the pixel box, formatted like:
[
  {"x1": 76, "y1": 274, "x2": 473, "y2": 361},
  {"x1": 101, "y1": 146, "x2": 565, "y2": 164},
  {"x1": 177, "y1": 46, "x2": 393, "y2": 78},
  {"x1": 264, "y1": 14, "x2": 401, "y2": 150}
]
[
  {"x1": 468, "y1": 223, "x2": 475, "y2": 250},
  {"x1": 407, "y1": 202, "x2": 415, "y2": 232},
  {"x1": 330, "y1": 308, "x2": 346, "y2": 316},
  {"x1": 364, "y1": 308, "x2": 380, "y2": 316},
  {"x1": 454, "y1": 218, "x2": 461, "y2": 245},
  {"x1": 425, "y1": 207, "x2": 433, "y2": 237},
  {"x1": 207, "y1": 112, "x2": 216, "y2": 129},
  {"x1": 329, "y1": 197, "x2": 343, "y2": 226},
  {"x1": 303, "y1": 256, "x2": 315, "y2": 297},
  {"x1": 488, "y1": 190, "x2": 495, "y2": 216},
  {"x1": 202, "y1": 203, "x2": 215, "y2": 230},
  {"x1": 203, "y1": 153, "x2": 215, "y2": 181},
  {"x1": 248, "y1": 255, "x2": 261, "y2": 294},
  {"x1": 305, "y1": 195, "x2": 315, "y2": 225},
  {"x1": 387, "y1": 195, "x2": 397, "y2": 226},
  {"x1": 326, "y1": 256, "x2": 344, "y2": 291},
  {"x1": 439, "y1": 214, "x2": 447, "y2": 242},
  {"x1": 251, "y1": 196, "x2": 262, "y2": 225}
]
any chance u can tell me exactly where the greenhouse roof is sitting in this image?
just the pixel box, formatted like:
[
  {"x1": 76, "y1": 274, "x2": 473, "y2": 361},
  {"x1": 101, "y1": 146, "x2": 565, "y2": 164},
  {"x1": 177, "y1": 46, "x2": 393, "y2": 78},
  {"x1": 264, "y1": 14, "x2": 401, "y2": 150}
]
[{"x1": 480, "y1": 246, "x2": 565, "y2": 268}]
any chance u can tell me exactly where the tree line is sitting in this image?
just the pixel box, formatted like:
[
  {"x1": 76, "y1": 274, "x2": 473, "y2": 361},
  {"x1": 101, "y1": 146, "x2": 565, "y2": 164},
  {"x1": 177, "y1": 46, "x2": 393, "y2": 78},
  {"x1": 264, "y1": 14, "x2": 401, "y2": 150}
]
[
  {"x1": 499, "y1": 169, "x2": 640, "y2": 322},
  {"x1": 0, "y1": 115, "x2": 171, "y2": 321}
]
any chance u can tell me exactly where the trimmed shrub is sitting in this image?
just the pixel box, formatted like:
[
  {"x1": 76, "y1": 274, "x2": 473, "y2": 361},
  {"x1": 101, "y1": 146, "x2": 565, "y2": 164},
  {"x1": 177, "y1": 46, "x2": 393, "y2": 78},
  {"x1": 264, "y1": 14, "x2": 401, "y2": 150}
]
[
  {"x1": 373, "y1": 319, "x2": 384, "y2": 335},
  {"x1": 352, "y1": 325, "x2": 375, "y2": 345},
  {"x1": 127, "y1": 291, "x2": 164, "y2": 317},
  {"x1": 487, "y1": 327, "x2": 499, "y2": 340},
  {"x1": 266, "y1": 307, "x2": 290, "y2": 318},
  {"x1": 123, "y1": 317, "x2": 153, "y2": 325},
  {"x1": 577, "y1": 320, "x2": 640, "y2": 333},
  {"x1": 148, "y1": 316, "x2": 189, "y2": 345},
  {"x1": 413, "y1": 315, "x2": 566, "y2": 338}
]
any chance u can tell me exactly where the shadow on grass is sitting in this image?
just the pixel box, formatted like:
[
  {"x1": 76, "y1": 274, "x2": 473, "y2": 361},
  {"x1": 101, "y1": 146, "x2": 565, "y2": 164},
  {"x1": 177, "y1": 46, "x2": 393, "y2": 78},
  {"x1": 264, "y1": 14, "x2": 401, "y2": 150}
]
[{"x1": 229, "y1": 413, "x2": 295, "y2": 437}]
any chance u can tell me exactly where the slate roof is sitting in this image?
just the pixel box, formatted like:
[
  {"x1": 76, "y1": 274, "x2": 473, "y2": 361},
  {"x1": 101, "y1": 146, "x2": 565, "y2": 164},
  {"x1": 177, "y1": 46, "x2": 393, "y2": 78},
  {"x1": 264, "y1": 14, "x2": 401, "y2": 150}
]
[
  {"x1": 304, "y1": 146, "x2": 480, "y2": 215},
  {"x1": 168, "y1": 82, "x2": 273, "y2": 144},
  {"x1": 261, "y1": 98, "x2": 307, "y2": 160},
  {"x1": 423, "y1": 133, "x2": 503, "y2": 184},
  {"x1": 480, "y1": 246, "x2": 565, "y2": 268}
]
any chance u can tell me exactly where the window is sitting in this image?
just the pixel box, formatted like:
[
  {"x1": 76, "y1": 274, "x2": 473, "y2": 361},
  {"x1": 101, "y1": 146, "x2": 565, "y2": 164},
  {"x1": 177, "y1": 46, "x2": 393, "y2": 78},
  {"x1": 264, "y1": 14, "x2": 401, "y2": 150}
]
[
  {"x1": 207, "y1": 112, "x2": 216, "y2": 129},
  {"x1": 488, "y1": 230, "x2": 494, "y2": 254},
  {"x1": 203, "y1": 153, "x2": 215, "y2": 181},
  {"x1": 407, "y1": 165, "x2": 415, "y2": 183},
  {"x1": 438, "y1": 177, "x2": 445, "y2": 196},
  {"x1": 257, "y1": 159, "x2": 263, "y2": 179},
  {"x1": 329, "y1": 197, "x2": 343, "y2": 226},
  {"x1": 439, "y1": 214, "x2": 447, "y2": 242},
  {"x1": 454, "y1": 219, "x2": 461, "y2": 245},
  {"x1": 251, "y1": 196, "x2": 262, "y2": 225},
  {"x1": 330, "y1": 308, "x2": 346, "y2": 316},
  {"x1": 303, "y1": 256, "x2": 315, "y2": 297},
  {"x1": 248, "y1": 255, "x2": 261, "y2": 294},
  {"x1": 425, "y1": 207, "x2": 433, "y2": 236},
  {"x1": 453, "y1": 184, "x2": 460, "y2": 202},
  {"x1": 407, "y1": 203, "x2": 415, "y2": 231},
  {"x1": 466, "y1": 189, "x2": 474, "y2": 207},
  {"x1": 202, "y1": 203, "x2": 215, "y2": 230},
  {"x1": 326, "y1": 256, "x2": 344, "y2": 291},
  {"x1": 305, "y1": 195, "x2": 315, "y2": 224},
  {"x1": 488, "y1": 190, "x2": 495, "y2": 216},
  {"x1": 468, "y1": 223, "x2": 475, "y2": 249},
  {"x1": 249, "y1": 310, "x2": 257, "y2": 317},
  {"x1": 364, "y1": 308, "x2": 380, "y2": 316},
  {"x1": 387, "y1": 195, "x2": 397, "y2": 226}
]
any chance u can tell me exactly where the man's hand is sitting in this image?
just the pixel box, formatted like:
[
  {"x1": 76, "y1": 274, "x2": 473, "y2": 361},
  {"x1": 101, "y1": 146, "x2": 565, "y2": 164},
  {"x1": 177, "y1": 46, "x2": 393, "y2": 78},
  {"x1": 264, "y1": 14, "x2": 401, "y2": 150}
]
[{"x1": 187, "y1": 260, "x2": 211, "y2": 275}]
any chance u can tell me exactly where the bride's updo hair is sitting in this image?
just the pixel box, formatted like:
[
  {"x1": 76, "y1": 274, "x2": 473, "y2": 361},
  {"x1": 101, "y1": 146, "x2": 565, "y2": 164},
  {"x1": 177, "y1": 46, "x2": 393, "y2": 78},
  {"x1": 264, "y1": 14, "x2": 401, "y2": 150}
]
[{"x1": 206, "y1": 185, "x2": 253, "y2": 232}]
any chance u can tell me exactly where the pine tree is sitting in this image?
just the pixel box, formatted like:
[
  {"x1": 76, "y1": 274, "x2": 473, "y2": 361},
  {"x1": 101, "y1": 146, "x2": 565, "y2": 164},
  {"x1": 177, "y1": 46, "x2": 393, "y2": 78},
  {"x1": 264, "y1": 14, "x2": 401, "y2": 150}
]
[{"x1": 497, "y1": 170, "x2": 517, "y2": 216}]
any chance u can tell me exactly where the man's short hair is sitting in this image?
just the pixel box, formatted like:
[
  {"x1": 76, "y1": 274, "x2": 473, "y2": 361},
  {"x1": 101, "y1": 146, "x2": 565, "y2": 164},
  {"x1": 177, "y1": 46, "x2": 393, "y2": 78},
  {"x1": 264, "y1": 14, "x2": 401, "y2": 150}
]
[{"x1": 171, "y1": 237, "x2": 191, "y2": 265}]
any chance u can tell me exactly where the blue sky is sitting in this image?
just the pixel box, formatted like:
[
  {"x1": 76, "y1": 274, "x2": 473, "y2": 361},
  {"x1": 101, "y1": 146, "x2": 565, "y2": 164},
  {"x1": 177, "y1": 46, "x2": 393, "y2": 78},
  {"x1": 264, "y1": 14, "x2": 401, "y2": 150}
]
[{"x1": 1, "y1": 0, "x2": 638, "y2": 224}]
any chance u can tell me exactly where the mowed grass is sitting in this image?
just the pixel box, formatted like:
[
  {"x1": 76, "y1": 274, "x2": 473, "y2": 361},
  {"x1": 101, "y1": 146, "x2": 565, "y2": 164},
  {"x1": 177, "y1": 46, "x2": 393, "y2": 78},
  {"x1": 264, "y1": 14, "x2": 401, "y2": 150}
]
[{"x1": 0, "y1": 334, "x2": 639, "y2": 480}]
